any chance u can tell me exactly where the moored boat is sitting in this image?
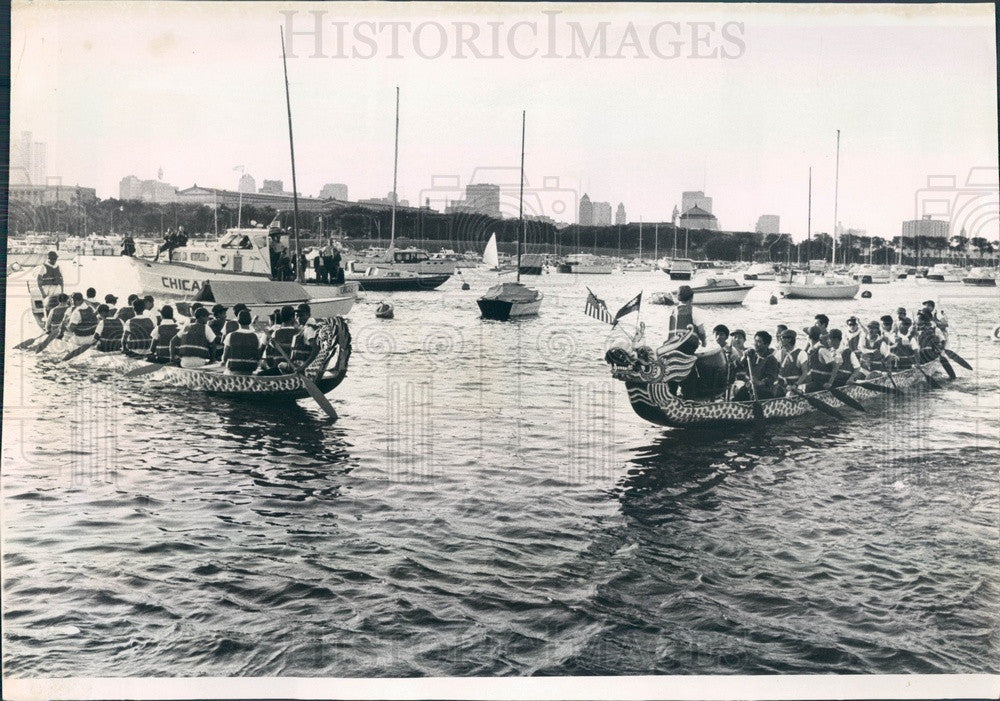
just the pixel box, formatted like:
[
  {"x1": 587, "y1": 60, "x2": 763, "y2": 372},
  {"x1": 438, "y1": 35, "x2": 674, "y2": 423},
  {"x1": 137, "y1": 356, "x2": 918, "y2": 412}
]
[
  {"x1": 852, "y1": 264, "x2": 892, "y2": 284},
  {"x1": 477, "y1": 282, "x2": 543, "y2": 320},
  {"x1": 651, "y1": 277, "x2": 754, "y2": 305},
  {"x1": 778, "y1": 271, "x2": 859, "y2": 299},
  {"x1": 558, "y1": 253, "x2": 615, "y2": 274},
  {"x1": 343, "y1": 261, "x2": 451, "y2": 291},
  {"x1": 666, "y1": 258, "x2": 695, "y2": 280},
  {"x1": 961, "y1": 267, "x2": 996, "y2": 286},
  {"x1": 926, "y1": 263, "x2": 964, "y2": 282},
  {"x1": 742, "y1": 262, "x2": 777, "y2": 281}
]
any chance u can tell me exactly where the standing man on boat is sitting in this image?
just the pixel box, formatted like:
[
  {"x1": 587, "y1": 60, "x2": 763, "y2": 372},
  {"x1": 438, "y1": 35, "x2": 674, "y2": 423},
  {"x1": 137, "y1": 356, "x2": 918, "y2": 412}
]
[
  {"x1": 120, "y1": 234, "x2": 136, "y2": 257},
  {"x1": 669, "y1": 285, "x2": 706, "y2": 350},
  {"x1": 36, "y1": 251, "x2": 64, "y2": 297}
]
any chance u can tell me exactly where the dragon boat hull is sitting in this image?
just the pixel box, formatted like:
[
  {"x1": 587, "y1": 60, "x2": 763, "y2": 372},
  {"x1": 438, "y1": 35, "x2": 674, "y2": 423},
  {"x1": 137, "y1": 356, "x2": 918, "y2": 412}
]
[{"x1": 620, "y1": 360, "x2": 942, "y2": 429}]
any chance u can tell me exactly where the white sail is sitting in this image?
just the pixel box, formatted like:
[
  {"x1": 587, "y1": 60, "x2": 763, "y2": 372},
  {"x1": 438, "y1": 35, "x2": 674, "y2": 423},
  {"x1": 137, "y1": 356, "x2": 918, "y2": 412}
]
[{"x1": 483, "y1": 233, "x2": 499, "y2": 269}]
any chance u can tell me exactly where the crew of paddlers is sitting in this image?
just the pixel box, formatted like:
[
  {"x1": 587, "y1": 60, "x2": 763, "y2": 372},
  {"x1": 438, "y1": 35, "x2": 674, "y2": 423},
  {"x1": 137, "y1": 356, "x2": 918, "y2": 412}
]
[
  {"x1": 661, "y1": 283, "x2": 949, "y2": 401},
  {"x1": 37, "y1": 285, "x2": 324, "y2": 377}
]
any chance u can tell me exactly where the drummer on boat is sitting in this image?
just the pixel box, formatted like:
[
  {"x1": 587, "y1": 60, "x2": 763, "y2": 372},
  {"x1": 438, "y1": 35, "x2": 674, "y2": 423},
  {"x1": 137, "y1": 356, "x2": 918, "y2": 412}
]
[{"x1": 36, "y1": 251, "x2": 64, "y2": 297}]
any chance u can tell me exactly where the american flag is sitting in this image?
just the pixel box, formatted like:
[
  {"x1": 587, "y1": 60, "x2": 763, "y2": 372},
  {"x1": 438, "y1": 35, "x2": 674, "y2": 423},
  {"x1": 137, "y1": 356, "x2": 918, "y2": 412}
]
[
  {"x1": 658, "y1": 349, "x2": 698, "y2": 383},
  {"x1": 584, "y1": 288, "x2": 613, "y2": 324}
]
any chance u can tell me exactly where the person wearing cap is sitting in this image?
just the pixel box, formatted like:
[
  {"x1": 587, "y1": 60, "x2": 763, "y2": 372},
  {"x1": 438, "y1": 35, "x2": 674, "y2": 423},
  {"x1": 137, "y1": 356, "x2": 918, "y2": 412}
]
[
  {"x1": 121, "y1": 298, "x2": 156, "y2": 356},
  {"x1": 174, "y1": 307, "x2": 217, "y2": 368},
  {"x1": 844, "y1": 316, "x2": 863, "y2": 352},
  {"x1": 668, "y1": 285, "x2": 706, "y2": 350},
  {"x1": 149, "y1": 306, "x2": 180, "y2": 363},
  {"x1": 85, "y1": 288, "x2": 99, "y2": 309},
  {"x1": 103, "y1": 294, "x2": 119, "y2": 317},
  {"x1": 260, "y1": 305, "x2": 299, "y2": 374},
  {"x1": 93, "y1": 304, "x2": 125, "y2": 352},
  {"x1": 921, "y1": 300, "x2": 949, "y2": 336},
  {"x1": 290, "y1": 303, "x2": 321, "y2": 368},
  {"x1": 116, "y1": 294, "x2": 140, "y2": 322},
  {"x1": 775, "y1": 329, "x2": 809, "y2": 394},
  {"x1": 859, "y1": 320, "x2": 887, "y2": 372},
  {"x1": 64, "y1": 292, "x2": 100, "y2": 346},
  {"x1": 222, "y1": 303, "x2": 249, "y2": 336},
  {"x1": 222, "y1": 310, "x2": 263, "y2": 374},
  {"x1": 36, "y1": 251, "x2": 64, "y2": 295},
  {"x1": 914, "y1": 308, "x2": 945, "y2": 363}
]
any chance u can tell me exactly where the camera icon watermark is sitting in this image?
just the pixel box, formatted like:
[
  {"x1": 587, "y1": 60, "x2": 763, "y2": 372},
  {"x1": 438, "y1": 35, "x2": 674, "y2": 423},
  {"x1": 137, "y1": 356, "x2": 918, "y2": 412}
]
[{"x1": 913, "y1": 167, "x2": 999, "y2": 260}]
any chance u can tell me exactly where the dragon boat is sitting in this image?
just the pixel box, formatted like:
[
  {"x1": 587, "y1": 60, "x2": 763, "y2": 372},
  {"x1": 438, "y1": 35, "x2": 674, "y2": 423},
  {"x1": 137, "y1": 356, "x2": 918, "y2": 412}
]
[{"x1": 606, "y1": 329, "x2": 946, "y2": 429}]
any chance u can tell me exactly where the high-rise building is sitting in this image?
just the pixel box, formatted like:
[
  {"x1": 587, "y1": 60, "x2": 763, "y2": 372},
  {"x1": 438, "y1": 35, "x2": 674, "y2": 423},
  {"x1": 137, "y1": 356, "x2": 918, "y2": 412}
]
[
  {"x1": 119, "y1": 175, "x2": 143, "y2": 200},
  {"x1": 260, "y1": 179, "x2": 284, "y2": 195},
  {"x1": 756, "y1": 214, "x2": 780, "y2": 235},
  {"x1": 320, "y1": 183, "x2": 349, "y2": 200},
  {"x1": 682, "y1": 190, "x2": 712, "y2": 214},
  {"x1": 465, "y1": 184, "x2": 501, "y2": 217},
  {"x1": 579, "y1": 194, "x2": 593, "y2": 225},
  {"x1": 592, "y1": 201, "x2": 613, "y2": 226},
  {"x1": 10, "y1": 131, "x2": 47, "y2": 185},
  {"x1": 902, "y1": 215, "x2": 949, "y2": 240},
  {"x1": 615, "y1": 203, "x2": 627, "y2": 225},
  {"x1": 239, "y1": 174, "x2": 257, "y2": 194}
]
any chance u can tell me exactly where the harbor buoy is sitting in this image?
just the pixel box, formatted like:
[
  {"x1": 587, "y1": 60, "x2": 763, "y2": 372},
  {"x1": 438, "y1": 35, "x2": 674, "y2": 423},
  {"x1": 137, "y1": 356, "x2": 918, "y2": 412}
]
[
  {"x1": 861, "y1": 290, "x2": 873, "y2": 298},
  {"x1": 769, "y1": 294, "x2": 778, "y2": 305},
  {"x1": 375, "y1": 302, "x2": 394, "y2": 319},
  {"x1": 461, "y1": 282, "x2": 470, "y2": 291}
]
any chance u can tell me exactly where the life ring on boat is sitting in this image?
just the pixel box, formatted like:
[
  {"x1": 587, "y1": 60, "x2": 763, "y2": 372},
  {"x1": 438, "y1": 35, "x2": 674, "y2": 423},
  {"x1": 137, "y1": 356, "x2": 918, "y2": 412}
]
[
  {"x1": 219, "y1": 254, "x2": 228, "y2": 267},
  {"x1": 9, "y1": 262, "x2": 22, "y2": 272},
  {"x1": 992, "y1": 325, "x2": 1000, "y2": 341}
]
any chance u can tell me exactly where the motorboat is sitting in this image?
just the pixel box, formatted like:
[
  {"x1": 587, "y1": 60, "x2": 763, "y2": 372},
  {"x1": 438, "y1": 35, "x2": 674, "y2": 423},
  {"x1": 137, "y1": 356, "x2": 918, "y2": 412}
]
[
  {"x1": 191, "y1": 279, "x2": 355, "y2": 318},
  {"x1": 477, "y1": 282, "x2": 543, "y2": 320},
  {"x1": 926, "y1": 263, "x2": 964, "y2": 282},
  {"x1": 343, "y1": 261, "x2": 451, "y2": 291},
  {"x1": 651, "y1": 277, "x2": 754, "y2": 306},
  {"x1": 852, "y1": 264, "x2": 892, "y2": 284},
  {"x1": 742, "y1": 262, "x2": 777, "y2": 280},
  {"x1": 962, "y1": 267, "x2": 997, "y2": 286},
  {"x1": 778, "y1": 271, "x2": 859, "y2": 299},
  {"x1": 558, "y1": 253, "x2": 615, "y2": 274},
  {"x1": 665, "y1": 258, "x2": 695, "y2": 280}
]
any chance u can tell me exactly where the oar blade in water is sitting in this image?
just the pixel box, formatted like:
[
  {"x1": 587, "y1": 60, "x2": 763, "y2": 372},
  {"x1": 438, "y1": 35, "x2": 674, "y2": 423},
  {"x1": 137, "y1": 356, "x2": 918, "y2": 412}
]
[
  {"x1": 829, "y1": 387, "x2": 866, "y2": 412},
  {"x1": 944, "y1": 348, "x2": 973, "y2": 371},
  {"x1": 124, "y1": 362, "x2": 166, "y2": 379}
]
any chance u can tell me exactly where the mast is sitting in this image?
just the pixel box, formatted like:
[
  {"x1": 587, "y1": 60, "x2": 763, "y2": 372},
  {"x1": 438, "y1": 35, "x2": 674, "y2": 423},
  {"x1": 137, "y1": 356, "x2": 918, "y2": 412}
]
[
  {"x1": 280, "y1": 31, "x2": 302, "y2": 282},
  {"x1": 517, "y1": 110, "x2": 525, "y2": 283},
  {"x1": 638, "y1": 218, "x2": 642, "y2": 260},
  {"x1": 807, "y1": 166, "x2": 812, "y2": 264},
  {"x1": 654, "y1": 223, "x2": 658, "y2": 261},
  {"x1": 832, "y1": 129, "x2": 840, "y2": 267},
  {"x1": 390, "y1": 85, "x2": 400, "y2": 252}
]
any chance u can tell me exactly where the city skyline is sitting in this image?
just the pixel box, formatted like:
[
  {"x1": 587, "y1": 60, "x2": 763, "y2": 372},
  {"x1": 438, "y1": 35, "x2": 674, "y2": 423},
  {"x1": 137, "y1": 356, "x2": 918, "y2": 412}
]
[{"x1": 10, "y1": 2, "x2": 998, "y2": 241}]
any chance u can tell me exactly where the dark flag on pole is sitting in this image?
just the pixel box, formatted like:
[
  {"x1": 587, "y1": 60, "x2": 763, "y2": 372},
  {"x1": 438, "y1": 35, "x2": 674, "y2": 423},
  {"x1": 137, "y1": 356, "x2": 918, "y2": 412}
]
[
  {"x1": 613, "y1": 292, "x2": 642, "y2": 326},
  {"x1": 584, "y1": 288, "x2": 613, "y2": 324}
]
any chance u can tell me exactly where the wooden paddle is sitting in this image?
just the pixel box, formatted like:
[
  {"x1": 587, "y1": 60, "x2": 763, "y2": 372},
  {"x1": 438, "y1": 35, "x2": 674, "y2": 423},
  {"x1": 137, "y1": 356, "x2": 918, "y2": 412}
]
[
  {"x1": 857, "y1": 378, "x2": 902, "y2": 396},
  {"x1": 31, "y1": 331, "x2": 59, "y2": 353},
  {"x1": 786, "y1": 384, "x2": 846, "y2": 420},
  {"x1": 827, "y1": 386, "x2": 866, "y2": 412},
  {"x1": 15, "y1": 332, "x2": 48, "y2": 350},
  {"x1": 61, "y1": 339, "x2": 98, "y2": 362},
  {"x1": 745, "y1": 355, "x2": 765, "y2": 427},
  {"x1": 943, "y1": 348, "x2": 972, "y2": 371},
  {"x1": 124, "y1": 361, "x2": 167, "y2": 379},
  {"x1": 938, "y1": 353, "x2": 957, "y2": 380},
  {"x1": 268, "y1": 333, "x2": 339, "y2": 420}
]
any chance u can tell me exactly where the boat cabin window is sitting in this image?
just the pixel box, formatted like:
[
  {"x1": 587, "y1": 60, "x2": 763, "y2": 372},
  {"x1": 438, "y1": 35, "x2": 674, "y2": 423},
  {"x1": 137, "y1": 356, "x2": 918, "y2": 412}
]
[
  {"x1": 395, "y1": 250, "x2": 429, "y2": 263},
  {"x1": 219, "y1": 234, "x2": 257, "y2": 249}
]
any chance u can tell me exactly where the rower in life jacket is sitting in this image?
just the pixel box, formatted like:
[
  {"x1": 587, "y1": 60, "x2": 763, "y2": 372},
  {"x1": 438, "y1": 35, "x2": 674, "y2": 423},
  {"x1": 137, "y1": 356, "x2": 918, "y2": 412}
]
[
  {"x1": 222, "y1": 309, "x2": 263, "y2": 374},
  {"x1": 775, "y1": 329, "x2": 809, "y2": 395},
  {"x1": 175, "y1": 307, "x2": 217, "y2": 368},
  {"x1": 93, "y1": 304, "x2": 125, "y2": 352},
  {"x1": 121, "y1": 299, "x2": 156, "y2": 355},
  {"x1": 149, "y1": 306, "x2": 180, "y2": 363},
  {"x1": 667, "y1": 286, "x2": 706, "y2": 355},
  {"x1": 859, "y1": 321, "x2": 887, "y2": 372},
  {"x1": 290, "y1": 303, "x2": 321, "y2": 368},
  {"x1": 260, "y1": 305, "x2": 299, "y2": 374},
  {"x1": 45, "y1": 293, "x2": 71, "y2": 337},
  {"x1": 827, "y1": 329, "x2": 863, "y2": 388},
  {"x1": 845, "y1": 316, "x2": 863, "y2": 352},
  {"x1": 914, "y1": 309, "x2": 944, "y2": 363},
  {"x1": 888, "y1": 317, "x2": 917, "y2": 369},
  {"x1": 65, "y1": 292, "x2": 99, "y2": 346},
  {"x1": 36, "y1": 251, "x2": 64, "y2": 295},
  {"x1": 804, "y1": 326, "x2": 835, "y2": 392}
]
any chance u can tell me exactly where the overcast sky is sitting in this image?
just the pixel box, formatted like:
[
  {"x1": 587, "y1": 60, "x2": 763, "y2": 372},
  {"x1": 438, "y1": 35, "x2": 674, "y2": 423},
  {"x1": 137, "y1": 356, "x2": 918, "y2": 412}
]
[{"x1": 11, "y1": 1, "x2": 999, "y2": 240}]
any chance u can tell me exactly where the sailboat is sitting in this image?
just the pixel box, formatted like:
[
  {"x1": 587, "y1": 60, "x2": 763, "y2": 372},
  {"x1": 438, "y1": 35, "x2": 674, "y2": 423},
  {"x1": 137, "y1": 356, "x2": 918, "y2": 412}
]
[
  {"x1": 342, "y1": 87, "x2": 453, "y2": 292},
  {"x1": 482, "y1": 233, "x2": 500, "y2": 270},
  {"x1": 477, "y1": 112, "x2": 543, "y2": 320},
  {"x1": 779, "y1": 133, "x2": 859, "y2": 300}
]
